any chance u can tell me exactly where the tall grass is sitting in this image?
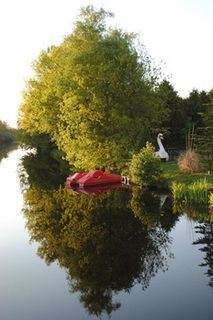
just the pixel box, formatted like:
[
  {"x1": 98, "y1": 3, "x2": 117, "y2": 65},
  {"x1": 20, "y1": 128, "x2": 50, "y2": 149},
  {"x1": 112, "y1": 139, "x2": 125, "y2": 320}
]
[{"x1": 172, "y1": 179, "x2": 209, "y2": 205}]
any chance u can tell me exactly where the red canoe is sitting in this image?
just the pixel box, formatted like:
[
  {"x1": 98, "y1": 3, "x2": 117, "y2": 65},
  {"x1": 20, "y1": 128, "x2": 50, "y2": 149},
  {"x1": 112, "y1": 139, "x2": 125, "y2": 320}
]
[{"x1": 66, "y1": 169, "x2": 121, "y2": 188}]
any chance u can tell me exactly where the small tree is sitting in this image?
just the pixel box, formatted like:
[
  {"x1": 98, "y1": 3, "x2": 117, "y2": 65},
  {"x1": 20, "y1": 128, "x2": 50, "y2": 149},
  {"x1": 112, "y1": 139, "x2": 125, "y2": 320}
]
[{"x1": 129, "y1": 142, "x2": 161, "y2": 186}]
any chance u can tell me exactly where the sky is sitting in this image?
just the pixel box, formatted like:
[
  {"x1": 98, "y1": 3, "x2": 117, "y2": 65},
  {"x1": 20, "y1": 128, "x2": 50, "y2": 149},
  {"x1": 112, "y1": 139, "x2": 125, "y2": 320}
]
[{"x1": 0, "y1": 0, "x2": 212, "y2": 127}]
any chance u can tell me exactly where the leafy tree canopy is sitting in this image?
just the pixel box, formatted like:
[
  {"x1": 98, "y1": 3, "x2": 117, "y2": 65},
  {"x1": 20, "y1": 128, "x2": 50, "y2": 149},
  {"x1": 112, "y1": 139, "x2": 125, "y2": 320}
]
[{"x1": 19, "y1": 6, "x2": 167, "y2": 170}]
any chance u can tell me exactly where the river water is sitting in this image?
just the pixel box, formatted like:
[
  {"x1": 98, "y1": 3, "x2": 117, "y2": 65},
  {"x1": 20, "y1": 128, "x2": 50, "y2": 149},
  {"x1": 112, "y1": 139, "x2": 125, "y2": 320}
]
[{"x1": 0, "y1": 149, "x2": 212, "y2": 320}]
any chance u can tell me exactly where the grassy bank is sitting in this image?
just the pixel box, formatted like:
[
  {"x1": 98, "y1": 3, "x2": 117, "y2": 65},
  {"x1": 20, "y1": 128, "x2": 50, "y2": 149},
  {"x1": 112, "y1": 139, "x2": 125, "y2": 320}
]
[
  {"x1": 158, "y1": 160, "x2": 213, "y2": 219},
  {"x1": 159, "y1": 160, "x2": 213, "y2": 190}
]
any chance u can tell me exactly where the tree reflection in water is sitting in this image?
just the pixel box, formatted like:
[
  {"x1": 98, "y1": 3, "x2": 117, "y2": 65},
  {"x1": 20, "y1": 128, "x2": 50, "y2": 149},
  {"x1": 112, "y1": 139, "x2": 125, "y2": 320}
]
[
  {"x1": 20, "y1": 149, "x2": 177, "y2": 317},
  {"x1": 193, "y1": 222, "x2": 213, "y2": 290},
  {"x1": 173, "y1": 199, "x2": 213, "y2": 291},
  {"x1": 19, "y1": 146, "x2": 70, "y2": 190}
]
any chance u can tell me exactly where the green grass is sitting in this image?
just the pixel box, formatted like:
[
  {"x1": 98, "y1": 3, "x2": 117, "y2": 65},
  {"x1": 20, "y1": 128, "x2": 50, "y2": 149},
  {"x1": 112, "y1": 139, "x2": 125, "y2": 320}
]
[{"x1": 159, "y1": 160, "x2": 213, "y2": 189}]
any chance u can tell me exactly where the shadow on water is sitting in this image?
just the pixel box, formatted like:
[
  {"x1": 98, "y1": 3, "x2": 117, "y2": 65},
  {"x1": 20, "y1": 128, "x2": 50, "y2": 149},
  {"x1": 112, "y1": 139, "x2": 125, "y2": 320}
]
[{"x1": 18, "y1": 148, "x2": 213, "y2": 318}]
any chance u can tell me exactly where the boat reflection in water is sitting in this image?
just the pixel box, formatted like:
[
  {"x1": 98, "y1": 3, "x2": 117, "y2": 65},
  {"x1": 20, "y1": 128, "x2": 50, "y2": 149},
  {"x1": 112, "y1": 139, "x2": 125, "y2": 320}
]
[{"x1": 67, "y1": 182, "x2": 122, "y2": 195}]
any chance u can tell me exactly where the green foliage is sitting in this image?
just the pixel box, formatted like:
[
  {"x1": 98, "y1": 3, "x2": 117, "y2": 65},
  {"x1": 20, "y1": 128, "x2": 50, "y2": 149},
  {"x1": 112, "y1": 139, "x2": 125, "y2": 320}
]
[
  {"x1": 19, "y1": 6, "x2": 166, "y2": 170},
  {"x1": 129, "y1": 142, "x2": 161, "y2": 185}
]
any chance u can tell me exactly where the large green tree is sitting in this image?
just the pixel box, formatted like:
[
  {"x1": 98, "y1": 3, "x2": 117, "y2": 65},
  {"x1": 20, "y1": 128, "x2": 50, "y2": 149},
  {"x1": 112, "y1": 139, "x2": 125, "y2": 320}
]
[{"x1": 19, "y1": 6, "x2": 166, "y2": 170}]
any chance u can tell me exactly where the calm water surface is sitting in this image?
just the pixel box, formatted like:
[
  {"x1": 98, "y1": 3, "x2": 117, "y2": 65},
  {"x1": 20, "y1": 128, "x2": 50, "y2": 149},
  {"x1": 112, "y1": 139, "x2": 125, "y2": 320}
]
[{"x1": 0, "y1": 149, "x2": 212, "y2": 320}]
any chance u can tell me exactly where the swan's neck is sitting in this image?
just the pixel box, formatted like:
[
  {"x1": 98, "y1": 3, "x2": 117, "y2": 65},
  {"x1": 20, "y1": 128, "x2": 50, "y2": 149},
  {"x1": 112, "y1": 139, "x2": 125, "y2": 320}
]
[{"x1": 157, "y1": 137, "x2": 165, "y2": 151}]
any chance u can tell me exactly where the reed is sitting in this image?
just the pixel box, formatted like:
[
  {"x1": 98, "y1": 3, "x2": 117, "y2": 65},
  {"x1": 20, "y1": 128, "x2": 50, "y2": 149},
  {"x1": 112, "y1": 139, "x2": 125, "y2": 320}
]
[
  {"x1": 209, "y1": 193, "x2": 213, "y2": 213},
  {"x1": 172, "y1": 182, "x2": 186, "y2": 202},
  {"x1": 172, "y1": 179, "x2": 209, "y2": 205}
]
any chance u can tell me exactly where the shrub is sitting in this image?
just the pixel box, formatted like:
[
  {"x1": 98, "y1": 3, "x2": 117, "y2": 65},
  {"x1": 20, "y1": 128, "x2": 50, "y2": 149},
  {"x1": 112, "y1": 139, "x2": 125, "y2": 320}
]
[
  {"x1": 129, "y1": 142, "x2": 161, "y2": 186},
  {"x1": 178, "y1": 149, "x2": 202, "y2": 173}
]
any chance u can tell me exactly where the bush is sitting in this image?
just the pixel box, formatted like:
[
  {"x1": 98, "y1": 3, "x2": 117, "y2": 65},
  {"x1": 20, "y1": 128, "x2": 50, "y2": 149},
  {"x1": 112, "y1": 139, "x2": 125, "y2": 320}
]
[
  {"x1": 129, "y1": 142, "x2": 161, "y2": 186},
  {"x1": 178, "y1": 149, "x2": 202, "y2": 173}
]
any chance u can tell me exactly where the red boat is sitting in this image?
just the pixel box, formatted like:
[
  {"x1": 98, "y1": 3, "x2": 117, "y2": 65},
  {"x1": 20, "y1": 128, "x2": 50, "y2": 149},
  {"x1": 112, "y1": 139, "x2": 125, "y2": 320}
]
[
  {"x1": 66, "y1": 169, "x2": 121, "y2": 188},
  {"x1": 66, "y1": 172, "x2": 88, "y2": 187}
]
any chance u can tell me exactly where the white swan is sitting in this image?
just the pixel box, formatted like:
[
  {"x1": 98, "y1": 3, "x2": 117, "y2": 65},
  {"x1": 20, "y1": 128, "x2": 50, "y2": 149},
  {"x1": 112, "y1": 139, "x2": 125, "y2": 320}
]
[{"x1": 154, "y1": 133, "x2": 169, "y2": 161}]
